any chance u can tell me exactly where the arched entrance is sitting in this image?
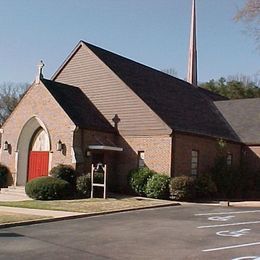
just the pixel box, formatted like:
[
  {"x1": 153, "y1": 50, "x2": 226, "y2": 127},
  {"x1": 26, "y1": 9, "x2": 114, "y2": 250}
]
[
  {"x1": 16, "y1": 117, "x2": 51, "y2": 186},
  {"x1": 27, "y1": 128, "x2": 49, "y2": 181}
]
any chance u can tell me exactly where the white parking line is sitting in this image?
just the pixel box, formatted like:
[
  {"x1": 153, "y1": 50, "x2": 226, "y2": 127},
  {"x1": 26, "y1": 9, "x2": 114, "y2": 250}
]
[
  {"x1": 203, "y1": 241, "x2": 260, "y2": 252},
  {"x1": 197, "y1": 220, "x2": 260, "y2": 229},
  {"x1": 195, "y1": 210, "x2": 260, "y2": 216}
]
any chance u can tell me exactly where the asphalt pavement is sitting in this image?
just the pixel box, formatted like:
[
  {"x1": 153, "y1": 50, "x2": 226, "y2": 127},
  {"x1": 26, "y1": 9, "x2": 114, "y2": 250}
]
[{"x1": 0, "y1": 204, "x2": 260, "y2": 260}]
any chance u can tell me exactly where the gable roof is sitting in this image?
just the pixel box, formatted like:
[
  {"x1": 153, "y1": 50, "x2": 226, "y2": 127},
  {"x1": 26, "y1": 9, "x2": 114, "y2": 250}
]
[
  {"x1": 215, "y1": 98, "x2": 260, "y2": 145},
  {"x1": 79, "y1": 41, "x2": 239, "y2": 141},
  {"x1": 41, "y1": 79, "x2": 115, "y2": 132}
]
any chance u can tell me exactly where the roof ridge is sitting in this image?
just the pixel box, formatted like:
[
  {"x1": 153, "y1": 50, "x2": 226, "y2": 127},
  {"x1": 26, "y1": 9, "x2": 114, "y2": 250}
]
[
  {"x1": 82, "y1": 41, "x2": 194, "y2": 88},
  {"x1": 52, "y1": 40, "x2": 241, "y2": 141}
]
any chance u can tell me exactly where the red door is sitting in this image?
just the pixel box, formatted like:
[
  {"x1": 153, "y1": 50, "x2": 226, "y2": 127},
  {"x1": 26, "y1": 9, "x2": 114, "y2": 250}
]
[{"x1": 28, "y1": 151, "x2": 49, "y2": 181}]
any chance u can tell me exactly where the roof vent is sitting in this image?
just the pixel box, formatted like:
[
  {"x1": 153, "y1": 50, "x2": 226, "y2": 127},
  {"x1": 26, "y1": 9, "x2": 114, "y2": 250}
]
[{"x1": 36, "y1": 60, "x2": 44, "y2": 84}]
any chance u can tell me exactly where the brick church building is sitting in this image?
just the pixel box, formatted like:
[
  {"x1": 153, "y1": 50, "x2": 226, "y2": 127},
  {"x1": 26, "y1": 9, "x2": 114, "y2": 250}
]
[{"x1": 0, "y1": 41, "x2": 259, "y2": 190}]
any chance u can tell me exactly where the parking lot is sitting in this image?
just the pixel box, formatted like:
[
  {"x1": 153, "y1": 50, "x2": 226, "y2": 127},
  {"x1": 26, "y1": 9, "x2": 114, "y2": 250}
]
[
  {"x1": 193, "y1": 207, "x2": 260, "y2": 259},
  {"x1": 0, "y1": 204, "x2": 259, "y2": 259}
]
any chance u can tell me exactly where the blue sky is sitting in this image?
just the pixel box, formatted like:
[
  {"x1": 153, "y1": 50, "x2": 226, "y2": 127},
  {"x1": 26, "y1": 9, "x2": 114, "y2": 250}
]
[{"x1": 0, "y1": 0, "x2": 259, "y2": 85}]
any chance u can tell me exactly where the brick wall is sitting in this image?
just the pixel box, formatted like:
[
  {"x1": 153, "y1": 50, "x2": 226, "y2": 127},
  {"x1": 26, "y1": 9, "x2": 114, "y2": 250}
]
[
  {"x1": 72, "y1": 129, "x2": 118, "y2": 191},
  {"x1": 244, "y1": 145, "x2": 260, "y2": 171},
  {"x1": 116, "y1": 135, "x2": 172, "y2": 189},
  {"x1": 0, "y1": 81, "x2": 75, "y2": 184},
  {"x1": 173, "y1": 132, "x2": 242, "y2": 177}
]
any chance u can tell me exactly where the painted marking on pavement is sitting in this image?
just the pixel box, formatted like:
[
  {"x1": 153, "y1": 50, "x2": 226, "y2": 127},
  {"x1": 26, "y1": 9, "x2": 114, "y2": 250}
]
[
  {"x1": 208, "y1": 215, "x2": 235, "y2": 221},
  {"x1": 216, "y1": 229, "x2": 250, "y2": 238},
  {"x1": 195, "y1": 210, "x2": 260, "y2": 216},
  {"x1": 202, "y1": 242, "x2": 260, "y2": 252},
  {"x1": 232, "y1": 257, "x2": 260, "y2": 260},
  {"x1": 197, "y1": 220, "x2": 260, "y2": 229}
]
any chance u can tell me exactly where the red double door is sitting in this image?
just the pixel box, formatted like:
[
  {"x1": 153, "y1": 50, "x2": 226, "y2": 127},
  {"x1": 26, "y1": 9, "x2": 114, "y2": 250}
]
[{"x1": 27, "y1": 151, "x2": 49, "y2": 181}]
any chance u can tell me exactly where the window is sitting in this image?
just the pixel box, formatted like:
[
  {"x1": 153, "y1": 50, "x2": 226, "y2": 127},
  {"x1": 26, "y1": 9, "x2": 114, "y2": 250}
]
[
  {"x1": 191, "y1": 150, "x2": 199, "y2": 175},
  {"x1": 138, "y1": 151, "x2": 145, "y2": 168},
  {"x1": 227, "y1": 153, "x2": 233, "y2": 166}
]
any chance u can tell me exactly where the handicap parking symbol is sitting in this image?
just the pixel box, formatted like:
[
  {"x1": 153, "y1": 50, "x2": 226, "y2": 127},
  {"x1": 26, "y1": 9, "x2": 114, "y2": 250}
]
[
  {"x1": 208, "y1": 215, "x2": 235, "y2": 221},
  {"x1": 216, "y1": 229, "x2": 251, "y2": 238}
]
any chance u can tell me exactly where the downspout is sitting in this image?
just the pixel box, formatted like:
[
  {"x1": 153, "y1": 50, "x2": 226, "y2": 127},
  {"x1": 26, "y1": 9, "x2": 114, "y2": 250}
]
[{"x1": 170, "y1": 130, "x2": 176, "y2": 178}]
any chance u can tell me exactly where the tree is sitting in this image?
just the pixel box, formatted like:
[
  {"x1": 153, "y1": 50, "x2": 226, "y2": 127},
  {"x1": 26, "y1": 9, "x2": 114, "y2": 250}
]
[
  {"x1": 200, "y1": 75, "x2": 260, "y2": 99},
  {"x1": 161, "y1": 68, "x2": 178, "y2": 77},
  {"x1": 234, "y1": 0, "x2": 260, "y2": 47},
  {"x1": 0, "y1": 83, "x2": 29, "y2": 125}
]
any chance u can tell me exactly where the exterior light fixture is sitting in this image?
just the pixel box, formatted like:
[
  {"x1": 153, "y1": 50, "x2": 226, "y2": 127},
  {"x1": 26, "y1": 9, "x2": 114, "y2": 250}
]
[
  {"x1": 56, "y1": 140, "x2": 63, "y2": 152},
  {"x1": 86, "y1": 150, "x2": 92, "y2": 157},
  {"x1": 3, "y1": 141, "x2": 9, "y2": 151}
]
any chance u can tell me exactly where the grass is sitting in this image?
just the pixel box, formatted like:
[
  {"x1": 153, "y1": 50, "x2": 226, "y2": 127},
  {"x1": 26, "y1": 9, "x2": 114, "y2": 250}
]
[
  {"x1": 0, "y1": 195, "x2": 174, "y2": 213},
  {"x1": 0, "y1": 212, "x2": 48, "y2": 224}
]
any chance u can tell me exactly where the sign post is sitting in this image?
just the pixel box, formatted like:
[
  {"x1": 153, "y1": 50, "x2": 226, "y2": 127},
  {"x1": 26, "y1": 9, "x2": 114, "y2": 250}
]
[{"x1": 90, "y1": 163, "x2": 107, "y2": 199}]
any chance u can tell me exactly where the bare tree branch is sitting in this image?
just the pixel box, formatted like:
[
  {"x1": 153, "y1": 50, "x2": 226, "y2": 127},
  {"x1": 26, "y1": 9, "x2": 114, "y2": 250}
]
[
  {"x1": 0, "y1": 82, "x2": 29, "y2": 125},
  {"x1": 234, "y1": 0, "x2": 260, "y2": 48}
]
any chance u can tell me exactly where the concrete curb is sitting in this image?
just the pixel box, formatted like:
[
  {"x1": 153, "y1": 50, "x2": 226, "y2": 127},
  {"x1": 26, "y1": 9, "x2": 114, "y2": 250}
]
[
  {"x1": 0, "y1": 202, "x2": 180, "y2": 229},
  {"x1": 175, "y1": 201, "x2": 260, "y2": 208}
]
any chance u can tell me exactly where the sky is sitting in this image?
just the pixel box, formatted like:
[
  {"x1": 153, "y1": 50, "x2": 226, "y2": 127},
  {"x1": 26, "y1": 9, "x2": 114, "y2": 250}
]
[{"x1": 0, "y1": 0, "x2": 259, "y2": 85}]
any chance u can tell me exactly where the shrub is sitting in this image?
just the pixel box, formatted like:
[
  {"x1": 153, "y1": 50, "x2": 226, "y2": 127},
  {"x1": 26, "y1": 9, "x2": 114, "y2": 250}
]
[
  {"x1": 194, "y1": 173, "x2": 217, "y2": 199},
  {"x1": 50, "y1": 164, "x2": 77, "y2": 186},
  {"x1": 0, "y1": 164, "x2": 10, "y2": 188},
  {"x1": 93, "y1": 171, "x2": 104, "y2": 184},
  {"x1": 128, "y1": 167, "x2": 156, "y2": 196},
  {"x1": 170, "y1": 176, "x2": 196, "y2": 201},
  {"x1": 76, "y1": 174, "x2": 91, "y2": 198},
  {"x1": 211, "y1": 156, "x2": 241, "y2": 199},
  {"x1": 145, "y1": 174, "x2": 170, "y2": 199},
  {"x1": 76, "y1": 172, "x2": 105, "y2": 198},
  {"x1": 25, "y1": 176, "x2": 71, "y2": 200}
]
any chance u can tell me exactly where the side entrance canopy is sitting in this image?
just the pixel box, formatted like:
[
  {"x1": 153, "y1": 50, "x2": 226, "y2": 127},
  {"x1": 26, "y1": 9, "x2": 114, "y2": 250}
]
[{"x1": 88, "y1": 136, "x2": 123, "y2": 152}]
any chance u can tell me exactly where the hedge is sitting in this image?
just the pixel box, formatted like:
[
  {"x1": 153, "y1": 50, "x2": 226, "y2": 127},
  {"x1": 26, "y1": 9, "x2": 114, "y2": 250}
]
[
  {"x1": 0, "y1": 164, "x2": 10, "y2": 188},
  {"x1": 50, "y1": 164, "x2": 77, "y2": 186},
  {"x1": 25, "y1": 176, "x2": 71, "y2": 200},
  {"x1": 145, "y1": 174, "x2": 170, "y2": 199},
  {"x1": 128, "y1": 167, "x2": 155, "y2": 196}
]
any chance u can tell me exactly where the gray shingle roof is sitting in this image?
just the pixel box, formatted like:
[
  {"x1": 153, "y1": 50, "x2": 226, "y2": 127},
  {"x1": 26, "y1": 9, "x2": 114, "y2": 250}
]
[
  {"x1": 215, "y1": 98, "x2": 260, "y2": 145},
  {"x1": 83, "y1": 41, "x2": 239, "y2": 142},
  {"x1": 42, "y1": 79, "x2": 115, "y2": 132}
]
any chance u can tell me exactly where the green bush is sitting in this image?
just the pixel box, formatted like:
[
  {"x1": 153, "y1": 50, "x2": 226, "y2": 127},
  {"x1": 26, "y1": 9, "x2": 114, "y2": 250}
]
[
  {"x1": 211, "y1": 156, "x2": 241, "y2": 199},
  {"x1": 50, "y1": 164, "x2": 77, "y2": 186},
  {"x1": 194, "y1": 173, "x2": 217, "y2": 199},
  {"x1": 0, "y1": 164, "x2": 10, "y2": 188},
  {"x1": 76, "y1": 172, "x2": 105, "y2": 198},
  {"x1": 128, "y1": 167, "x2": 156, "y2": 196},
  {"x1": 76, "y1": 174, "x2": 91, "y2": 198},
  {"x1": 25, "y1": 176, "x2": 71, "y2": 200},
  {"x1": 145, "y1": 174, "x2": 170, "y2": 199},
  {"x1": 170, "y1": 176, "x2": 196, "y2": 201},
  {"x1": 93, "y1": 171, "x2": 104, "y2": 184}
]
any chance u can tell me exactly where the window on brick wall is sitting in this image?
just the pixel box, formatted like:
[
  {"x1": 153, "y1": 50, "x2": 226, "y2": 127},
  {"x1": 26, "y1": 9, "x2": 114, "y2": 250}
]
[
  {"x1": 227, "y1": 153, "x2": 233, "y2": 166},
  {"x1": 191, "y1": 150, "x2": 199, "y2": 175},
  {"x1": 138, "y1": 151, "x2": 145, "y2": 168}
]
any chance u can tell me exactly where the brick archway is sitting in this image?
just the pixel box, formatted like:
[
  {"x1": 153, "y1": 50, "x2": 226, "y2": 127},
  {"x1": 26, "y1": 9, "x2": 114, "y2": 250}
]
[{"x1": 16, "y1": 117, "x2": 51, "y2": 186}]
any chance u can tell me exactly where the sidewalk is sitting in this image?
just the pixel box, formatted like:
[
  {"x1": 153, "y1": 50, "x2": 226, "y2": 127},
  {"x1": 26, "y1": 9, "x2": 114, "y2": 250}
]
[
  {"x1": 0, "y1": 206, "x2": 85, "y2": 218},
  {"x1": 178, "y1": 200, "x2": 260, "y2": 208},
  {"x1": 229, "y1": 201, "x2": 260, "y2": 207}
]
